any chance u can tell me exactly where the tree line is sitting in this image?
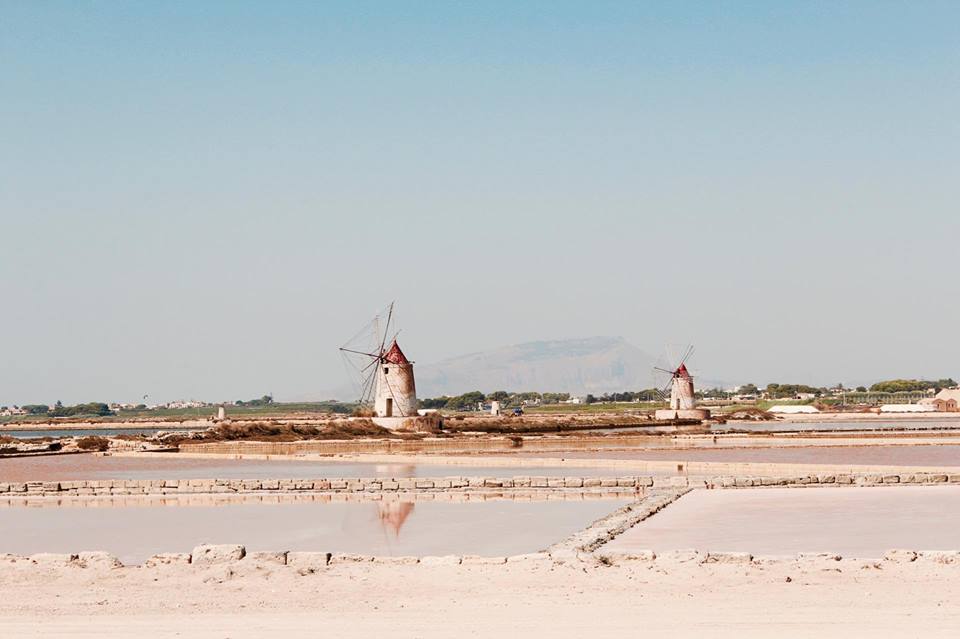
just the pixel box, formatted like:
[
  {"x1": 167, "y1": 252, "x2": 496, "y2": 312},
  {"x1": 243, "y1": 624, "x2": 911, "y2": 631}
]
[
  {"x1": 417, "y1": 377, "x2": 959, "y2": 411},
  {"x1": 18, "y1": 401, "x2": 113, "y2": 417},
  {"x1": 234, "y1": 395, "x2": 274, "y2": 407},
  {"x1": 419, "y1": 391, "x2": 573, "y2": 411},
  {"x1": 867, "y1": 379, "x2": 956, "y2": 393}
]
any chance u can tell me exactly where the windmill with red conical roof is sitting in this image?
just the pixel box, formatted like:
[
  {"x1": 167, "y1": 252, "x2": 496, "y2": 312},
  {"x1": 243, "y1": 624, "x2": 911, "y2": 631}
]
[
  {"x1": 653, "y1": 345, "x2": 711, "y2": 421},
  {"x1": 373, "y1": 337, "x2": 417, "y2": 417},
  {"x1": 339, "y1": 302, "x2": 418, "y2": 418}
]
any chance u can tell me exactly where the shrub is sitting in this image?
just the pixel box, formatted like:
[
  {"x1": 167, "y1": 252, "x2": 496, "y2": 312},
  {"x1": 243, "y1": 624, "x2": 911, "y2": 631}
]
[{"x1": 76, "y1": 436, "x2": 110, "y2": 451}]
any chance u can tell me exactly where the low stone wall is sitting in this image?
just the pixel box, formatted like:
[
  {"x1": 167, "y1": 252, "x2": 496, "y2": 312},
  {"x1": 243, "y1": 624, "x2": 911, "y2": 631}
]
[
  {"x1": 0, "y1": 476, "x2": 657, "y2": 498},
  {"x1": 592, "y1": 548, "x2": 960, "y2": 567},
  {"x1": 178, "y1": 432, "x2": 700, "y2": 456},
  {"x1": 547, "y1": 489, "x2": 689, "y2": 558},
  {"x1": 3, "y1": 544, "x2": 959, "y2": 571},
  {"x1": 707, "y1": 471, "x2": 960, "y2": 488},
  {"x1": 0, "y1": 489, "x2": 640, "y2": 509},
  {"x1": 2, "y1": 471, "x2": 959, "y2": 499}
]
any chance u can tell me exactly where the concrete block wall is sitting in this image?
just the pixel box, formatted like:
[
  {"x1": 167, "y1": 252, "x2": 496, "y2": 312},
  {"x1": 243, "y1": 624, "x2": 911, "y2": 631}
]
[
  {"x1": 1, "y1": 471, "x2": 957, "y2": 500},
  {"x1": 178, "y1": 432, "x2": 702, "y2": 457},
  {"x1": 0, "y1": 476, "x2": 655, "y2": 499},
  {"x1": 0, "y1": 472, "x2": 960, "y2": 498}
]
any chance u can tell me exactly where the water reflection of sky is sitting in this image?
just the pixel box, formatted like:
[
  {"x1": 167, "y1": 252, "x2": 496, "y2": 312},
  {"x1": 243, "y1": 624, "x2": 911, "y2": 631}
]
[
  {"x1": 713, "y1": 420, "x2": 960, "y2": 432},
  {"x1": 1, "y1": 455, "x2": 638, "y2": 482},
  {"x1": 514, "y1": 445, "x2": 960, "y2": 467},
  {"x1": 1, "y1": 498, "x2": 629, "y2": 563},
  {"x1": 608, "y1": 486, "x2": 960, "y2": 557}
]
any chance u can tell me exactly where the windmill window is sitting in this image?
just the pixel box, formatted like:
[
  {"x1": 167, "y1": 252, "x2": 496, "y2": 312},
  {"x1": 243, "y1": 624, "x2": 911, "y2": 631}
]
[{"x1": 384, "y1": 367, "x2": 389, "y2": 374}]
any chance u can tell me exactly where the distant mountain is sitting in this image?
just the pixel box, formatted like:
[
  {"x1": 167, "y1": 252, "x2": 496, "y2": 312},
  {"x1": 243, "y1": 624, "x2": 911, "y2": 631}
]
[{"x1": 415, "y1": 337, "x2": 657, "y2": 397}]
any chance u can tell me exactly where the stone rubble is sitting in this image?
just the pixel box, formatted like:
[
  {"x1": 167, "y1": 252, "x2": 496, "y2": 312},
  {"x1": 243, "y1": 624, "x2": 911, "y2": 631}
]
[
  {"x1": 2, "y1": 545, "x2": 960, "y2": 573},
  {"x1": 191, "y1": 544, "x2": 246, "y2": 565}
]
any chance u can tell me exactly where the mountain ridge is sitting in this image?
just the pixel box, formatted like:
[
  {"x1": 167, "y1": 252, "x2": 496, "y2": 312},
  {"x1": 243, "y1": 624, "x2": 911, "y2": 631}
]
[{"x1": 414, "y1": 336, "x2": 657, "y2": 397}]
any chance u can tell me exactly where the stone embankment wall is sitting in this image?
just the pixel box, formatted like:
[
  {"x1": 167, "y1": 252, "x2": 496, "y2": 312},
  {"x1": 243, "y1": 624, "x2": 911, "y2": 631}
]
[
  {"x1": 0, "y1": 490, "x2": 640, "y2": 509},
  {"x1": 2, "y1": 471, "x2": 960, "y2": 499},
  {"x1": 0, "y1": 475, "x2": 657, "y2": 498},
  {"x1": 4, "y1": 544, "x2": 959, "y2": 572},
  {"x1": 547, "y1": 490, "x2": 689, "y2": 559},
  {"x1": 178, "y1": 432, "x2": 699, "y2": 456}
]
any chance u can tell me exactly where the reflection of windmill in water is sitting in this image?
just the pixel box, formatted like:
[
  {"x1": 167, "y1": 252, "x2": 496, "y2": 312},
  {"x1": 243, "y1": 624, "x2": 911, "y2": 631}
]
[
  {"x1": 378, "y1": 500, "x2": 415, "y2": 537},
  {"x1": 652, "y1": 345, "x2": 711, "y2": 421},
  {"x1": 339, "y1": 302, "x2": 425, "y2": 431}
]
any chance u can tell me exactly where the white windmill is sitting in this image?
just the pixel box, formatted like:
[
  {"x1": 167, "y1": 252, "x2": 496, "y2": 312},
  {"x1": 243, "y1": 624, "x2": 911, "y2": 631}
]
[
  {"x1": 652, "y1": 345, "x2": 711, "y2": 421},
  {"x1": 339, "y1": 303, "x2": 423, "y2": 429}
]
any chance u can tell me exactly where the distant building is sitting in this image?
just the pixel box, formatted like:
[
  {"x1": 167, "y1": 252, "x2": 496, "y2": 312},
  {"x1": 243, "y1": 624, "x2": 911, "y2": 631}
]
[
  {"x1": 769, "y1": 405, "x2": 819, "y2": 414},
  {"x1": 164, "y1": 400, "x2": 207, "y2": 409},
  {"x1": 879, "y1": 403, "x2": 937, "y2": 413},
  {"x1": 924, "y1": 388, "x2": 960, "y2": 412}
]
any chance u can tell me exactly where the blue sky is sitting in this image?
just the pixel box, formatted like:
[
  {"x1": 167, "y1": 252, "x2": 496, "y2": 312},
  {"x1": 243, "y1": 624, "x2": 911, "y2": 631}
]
[{"x1": 2, "y1": 2, "x2": 958, "y2": 404}]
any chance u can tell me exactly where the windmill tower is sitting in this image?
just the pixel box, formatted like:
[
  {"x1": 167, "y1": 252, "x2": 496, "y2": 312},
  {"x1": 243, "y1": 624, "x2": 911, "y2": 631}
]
[
  {"x1": 339, "y1": 303, "x2": 433, "y2": 431},
  {"x1": 668, "y1": 363, "x2": 696, "y2": 410},
  {"x1": 653, "y1": 346, "x2": 711, "y2": 421},
  {"x1": 373, "y1": 339, "x2": 417, "y2": 418}
]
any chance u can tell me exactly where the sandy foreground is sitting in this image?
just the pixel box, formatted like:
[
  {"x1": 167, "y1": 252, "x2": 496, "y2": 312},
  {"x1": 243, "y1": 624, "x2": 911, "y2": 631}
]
[{"x1": 2, "y1": 558, "x2": 959, "y2": 638}]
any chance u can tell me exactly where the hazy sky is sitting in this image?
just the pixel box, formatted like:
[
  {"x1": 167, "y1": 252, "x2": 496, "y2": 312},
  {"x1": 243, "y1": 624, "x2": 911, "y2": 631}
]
[{"x1": 2, "y1": 2, "x2": 958, "y2": 405}]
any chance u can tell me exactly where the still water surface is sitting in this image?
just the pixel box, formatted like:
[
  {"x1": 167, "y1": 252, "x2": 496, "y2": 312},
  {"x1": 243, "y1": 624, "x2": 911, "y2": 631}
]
[
  {"x1": 1, "y1": 497, "x2": 628, "y2": 563},
  {"x1": 0, "y1": 454, "x2": 636, "y2": 482},
  {"x1": 606, "y1": 485, "x2": 960, "y2": 556},
  {"x1": 713, "y1": 420, "x2": 960, "y2": 432},
  {"x1": 516, "y1": 445, "x2": 960, "y2": 467}
]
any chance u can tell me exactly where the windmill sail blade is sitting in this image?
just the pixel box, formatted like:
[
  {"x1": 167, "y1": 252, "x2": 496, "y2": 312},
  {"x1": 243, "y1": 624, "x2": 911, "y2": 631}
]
[
  {"x1": 360, "y1": 362, "x2": 379, "y2": 406},
  {"x1": 660, "y1": 379, "x2": 673, "y2": 399},
  {"x1": 338, "y1": 303, "x2": 398, "y2": 405},
  {"x1": 339, "y1": 347, "x2": 381, "y2": 358},
  {"x1": 378, "y1": 302, "x2": 395, "y2": 357},
  {"x1": 340, "y1": 350, "x2": 374, "y2": 406}
]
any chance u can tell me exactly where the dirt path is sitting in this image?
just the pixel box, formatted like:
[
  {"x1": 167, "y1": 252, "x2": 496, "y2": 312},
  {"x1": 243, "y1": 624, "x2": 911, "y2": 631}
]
[{"x1": 2, "y1": 559, "x2": 959, "y2": 638}]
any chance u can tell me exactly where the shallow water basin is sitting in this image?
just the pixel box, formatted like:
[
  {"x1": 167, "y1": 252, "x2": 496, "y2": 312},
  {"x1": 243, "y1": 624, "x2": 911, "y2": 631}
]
[
  {"x1": 0, "y1": 454, "x2": 633, "y2": 482},
  {"x1": 605, "y1": 485, "x2": 960, "y2": 557},
  {"x1": 0, "y1": 493, "x2": 629, "y2": 564}
]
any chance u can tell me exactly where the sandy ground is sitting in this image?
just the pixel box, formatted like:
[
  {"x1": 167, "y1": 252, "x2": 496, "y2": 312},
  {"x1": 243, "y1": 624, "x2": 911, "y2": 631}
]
[{"x1": 1, "y1": 559, "x2": 959, "y2": 638}]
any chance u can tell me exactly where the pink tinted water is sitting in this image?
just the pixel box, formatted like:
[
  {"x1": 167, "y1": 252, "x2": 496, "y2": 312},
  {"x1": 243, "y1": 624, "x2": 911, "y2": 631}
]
[
  {"x1": 0, "y1": 454, "x2": 636, "y2": 482},
  {"x1": 0, "y1": 497, "x2": 628, "y2": 563},
  {"x1": 518, "y1": 445, "x2": 960, "y2": 467},
  {"x1": 606, "y1": 485, "x2": 960, "y2": 556}
]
